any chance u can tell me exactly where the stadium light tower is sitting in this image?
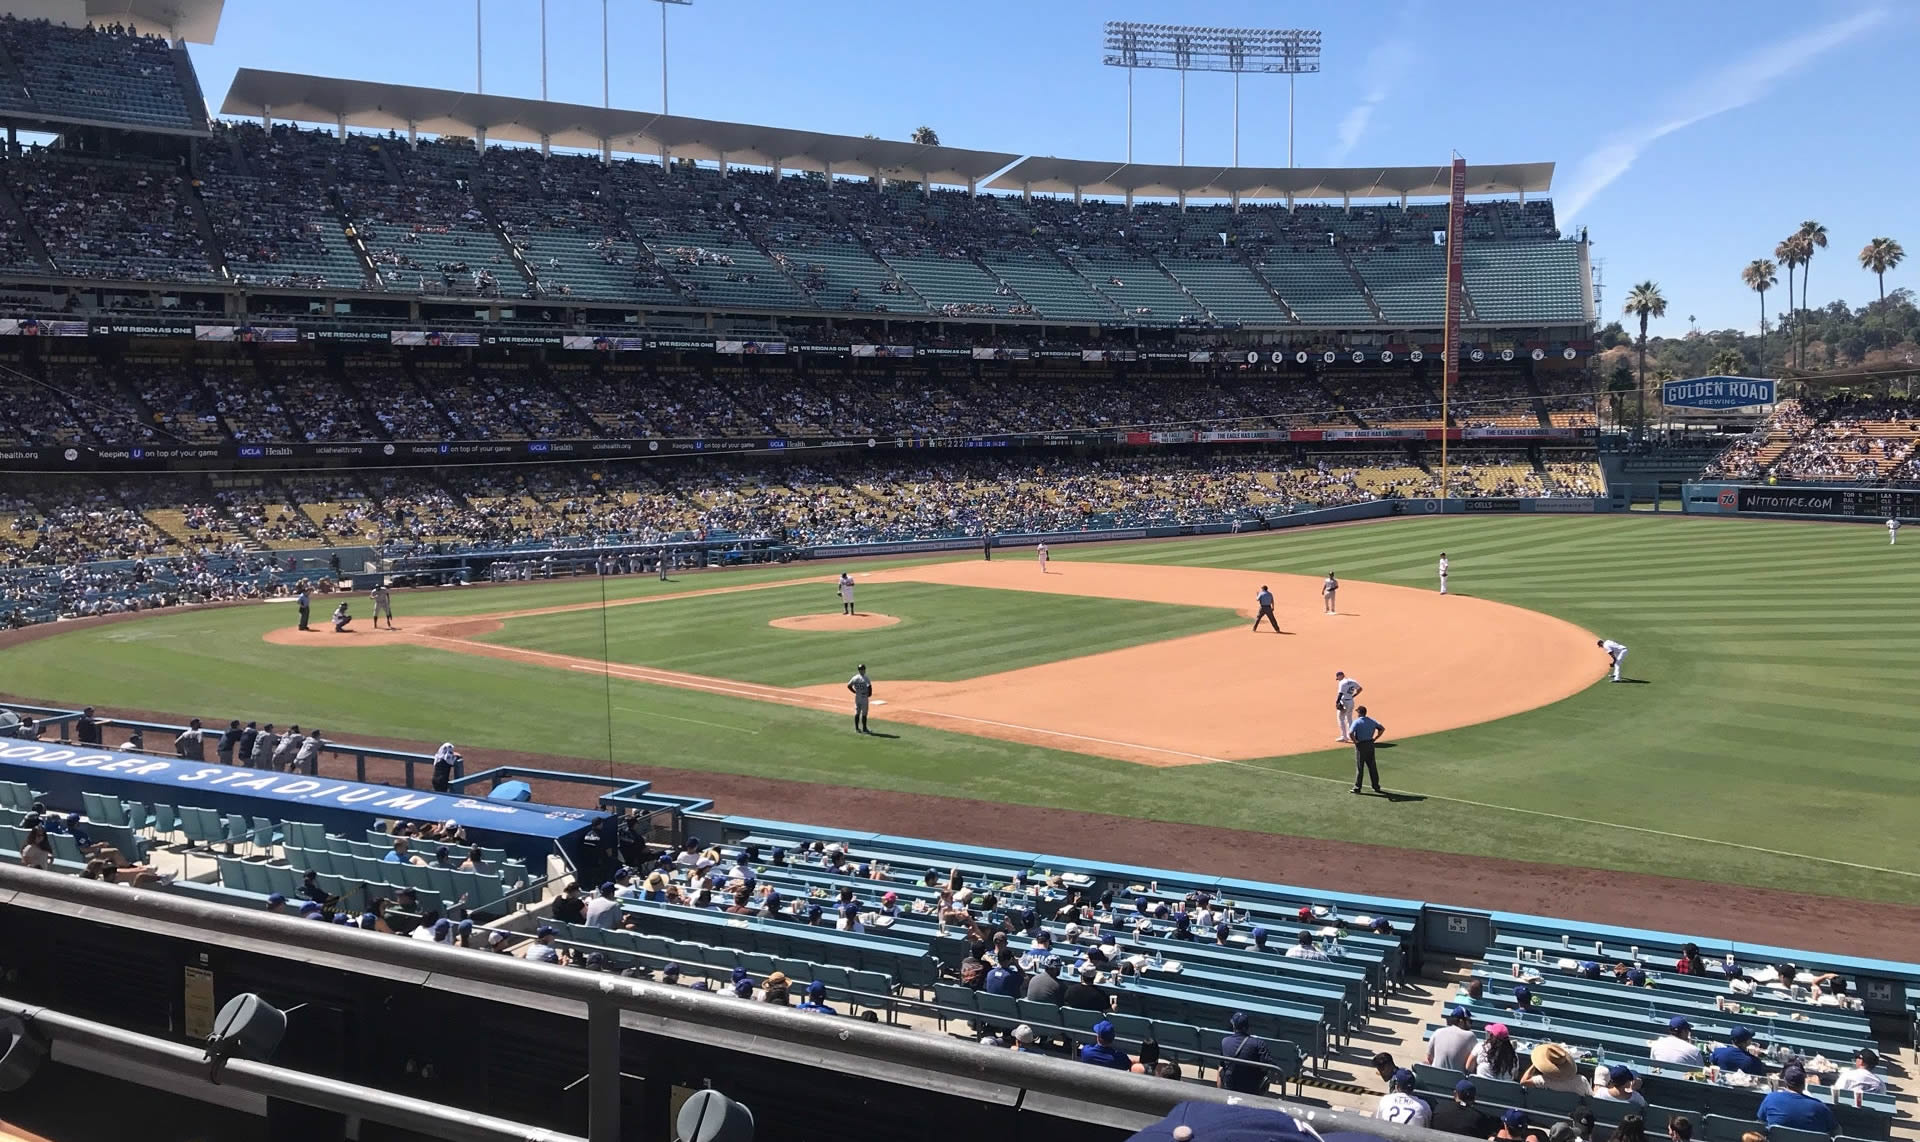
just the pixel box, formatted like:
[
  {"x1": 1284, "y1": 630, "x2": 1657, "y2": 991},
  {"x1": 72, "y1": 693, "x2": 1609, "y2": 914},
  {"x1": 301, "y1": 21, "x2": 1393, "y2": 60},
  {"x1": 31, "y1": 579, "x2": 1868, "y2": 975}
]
[
  {"x1": 652, "y1": 0, "x2": 692, "y2": 115},
  {"x1": 1101, "y1": 23, "x2": 1322, "y2": 167}
]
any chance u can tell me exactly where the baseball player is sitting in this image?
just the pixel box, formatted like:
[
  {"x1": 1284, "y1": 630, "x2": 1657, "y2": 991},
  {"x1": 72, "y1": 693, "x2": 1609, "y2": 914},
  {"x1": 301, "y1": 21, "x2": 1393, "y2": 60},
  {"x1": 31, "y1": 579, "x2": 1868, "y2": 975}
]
[
  {"x1": 1334, "y1": 671, "x2": 1363, "y2": 741},
  {"x1": 1252, "y1": 584, "x2": 1280, "y2": 632},
  {"x1": 1437, "y1": 552, "x2": 1449, "y2": 595},
  {"x1": 1036, "y1": 542, "x2": 1050, "y2": 573},
  {"x1": 330, "y1": 601, "x2": 353, "y2": 632},
  {"x1": 1598, "y1": 638, "x2": 1628, "y2": 682},
  {"x1": 370, "y1": 584, "x2": 395, "y2": 629},
  {"x1": 847, "y1": 663, "x2": 874, "y2": 734},
  {"x1": 837, "y1": 572, "x2": 856, "y2": 616},
  {"x1": 1322, "y1": 572, "x2": 1339, "y2": 615},
  {"x1": 1888, "y1": 518, "x2": 1901, "y2": 546}
]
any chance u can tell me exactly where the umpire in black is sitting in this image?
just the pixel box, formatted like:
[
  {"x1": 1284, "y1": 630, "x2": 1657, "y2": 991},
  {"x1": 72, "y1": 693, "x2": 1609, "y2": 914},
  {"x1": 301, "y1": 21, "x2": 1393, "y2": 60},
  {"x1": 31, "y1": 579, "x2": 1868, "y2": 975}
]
[{"x1": 1348, "y1": 706, "x2": 1386, "y2": 795}]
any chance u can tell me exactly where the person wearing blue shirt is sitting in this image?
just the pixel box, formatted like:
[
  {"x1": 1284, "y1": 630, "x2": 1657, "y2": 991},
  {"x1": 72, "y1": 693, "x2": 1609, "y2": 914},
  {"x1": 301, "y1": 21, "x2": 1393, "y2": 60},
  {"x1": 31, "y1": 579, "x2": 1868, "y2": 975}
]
[
  {"x1": 796, "y1": 981, "x2": 836, "y2": 1015},
  {"x1": 1079, "y1": 1021, "x2": 1132, "y2": 1069},
  {"x1": 1348, "y1": 706, "x2": 1387, "y2": 795},
  {"x1": 983, "y1": 953, "x2": 1024, "y2": 997},
  {"x1": 1757, "y1": 1066, "x2": 1836, "y2": 1134},
  {"x1": 1708, "y1": 1027, "x2": 1768, "y2": 1077}
]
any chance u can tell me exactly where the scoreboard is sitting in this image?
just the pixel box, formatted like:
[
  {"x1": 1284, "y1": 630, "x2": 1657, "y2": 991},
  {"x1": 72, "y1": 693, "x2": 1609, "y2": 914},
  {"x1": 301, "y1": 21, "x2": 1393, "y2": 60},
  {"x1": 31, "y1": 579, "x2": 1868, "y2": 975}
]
[{"x1": 1735, "y1": 486, "x2": 1920, "y2": 519}]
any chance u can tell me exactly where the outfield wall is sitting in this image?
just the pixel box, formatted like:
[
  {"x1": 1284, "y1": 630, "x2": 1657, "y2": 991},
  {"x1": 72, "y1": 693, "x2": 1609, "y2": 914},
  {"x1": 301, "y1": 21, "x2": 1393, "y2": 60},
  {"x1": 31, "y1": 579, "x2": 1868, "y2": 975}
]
[{"x1": 1684, "y1": 482, "x2": 1920, "y2": 522}]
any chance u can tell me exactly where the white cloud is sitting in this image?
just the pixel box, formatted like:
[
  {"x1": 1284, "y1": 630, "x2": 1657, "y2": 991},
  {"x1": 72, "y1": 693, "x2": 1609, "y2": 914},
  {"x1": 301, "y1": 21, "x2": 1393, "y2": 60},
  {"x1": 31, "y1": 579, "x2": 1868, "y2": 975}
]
[
  {"x1": 1331, "y1": 36, "x2": 1417, "y2": 161},
  {"x1": 1559, "y1": 7, "x2": 1887, "y2": 222}
]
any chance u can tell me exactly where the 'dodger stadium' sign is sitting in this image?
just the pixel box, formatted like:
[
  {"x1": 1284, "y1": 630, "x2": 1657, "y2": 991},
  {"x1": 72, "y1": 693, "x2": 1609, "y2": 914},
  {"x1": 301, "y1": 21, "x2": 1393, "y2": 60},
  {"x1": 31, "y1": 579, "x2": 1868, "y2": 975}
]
[{"x1": 1661, "y1": 376, "x2": 1775, "y2": 411}]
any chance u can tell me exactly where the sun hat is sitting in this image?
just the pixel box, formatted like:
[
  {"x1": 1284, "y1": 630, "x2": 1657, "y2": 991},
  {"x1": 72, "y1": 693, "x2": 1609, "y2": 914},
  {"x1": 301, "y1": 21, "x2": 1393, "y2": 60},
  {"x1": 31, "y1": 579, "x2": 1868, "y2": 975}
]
[{"x1": 1529, "y1": 1043, "x2": 1576, "y2": 1080}]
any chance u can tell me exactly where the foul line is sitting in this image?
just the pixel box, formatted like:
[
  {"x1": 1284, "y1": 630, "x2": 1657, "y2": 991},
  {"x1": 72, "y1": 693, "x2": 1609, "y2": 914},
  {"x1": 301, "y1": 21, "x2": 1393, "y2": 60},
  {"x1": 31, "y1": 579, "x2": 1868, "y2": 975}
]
[
  {"x1": 900, "y1": 711, "x2": 1918, "y2": 880},
  {"x1": 428, "y1": 615, "x2": 1917, "y2": 881}
]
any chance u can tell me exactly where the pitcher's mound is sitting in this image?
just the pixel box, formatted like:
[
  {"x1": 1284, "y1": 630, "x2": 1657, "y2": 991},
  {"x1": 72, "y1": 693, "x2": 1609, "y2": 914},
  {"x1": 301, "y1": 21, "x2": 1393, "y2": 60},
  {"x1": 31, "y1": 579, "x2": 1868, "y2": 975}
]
[{"x1": 769, "y1": 612, "x2": 900, "y2": 632}]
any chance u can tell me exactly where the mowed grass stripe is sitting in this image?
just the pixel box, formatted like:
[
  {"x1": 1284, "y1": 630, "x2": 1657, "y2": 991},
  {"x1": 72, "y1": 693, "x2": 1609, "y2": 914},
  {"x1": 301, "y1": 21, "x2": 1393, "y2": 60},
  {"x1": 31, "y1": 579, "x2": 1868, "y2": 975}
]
[
  {"x1": 479, "y1": 581, "x2": 1241, "y2": 688},
  {"x1": 9, "y1": 514, "x2": 1920, "y2": 904}
]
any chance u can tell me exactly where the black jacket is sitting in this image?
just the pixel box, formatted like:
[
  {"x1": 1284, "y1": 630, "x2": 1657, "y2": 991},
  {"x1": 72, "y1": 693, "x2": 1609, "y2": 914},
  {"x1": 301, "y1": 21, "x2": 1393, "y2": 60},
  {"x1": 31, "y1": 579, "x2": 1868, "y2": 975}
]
[
  {"x1": 1430, "y1": 1103, "x2": 1499, "y2": 1138},
  {"x1": 1061, "y1": 981, "x2": 1110, "y2": 1011},
  {"x1": 75, "y1": 715, "x2": 102, "y2": 746}
]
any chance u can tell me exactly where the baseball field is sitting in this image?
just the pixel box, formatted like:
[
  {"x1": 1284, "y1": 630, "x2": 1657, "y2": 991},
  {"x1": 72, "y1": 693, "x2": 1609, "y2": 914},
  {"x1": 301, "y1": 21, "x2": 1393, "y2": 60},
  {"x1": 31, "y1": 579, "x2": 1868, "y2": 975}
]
[{"x1": 4, "y1": 513, "x2": 1918, "y2": 931}]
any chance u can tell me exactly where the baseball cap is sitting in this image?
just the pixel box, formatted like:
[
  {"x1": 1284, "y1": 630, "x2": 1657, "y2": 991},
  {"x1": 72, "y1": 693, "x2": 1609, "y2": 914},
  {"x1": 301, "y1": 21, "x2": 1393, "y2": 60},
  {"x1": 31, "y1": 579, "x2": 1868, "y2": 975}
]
[
  {"x1": 1781, "y1": 1064, "x2": 1807, "y2": 1087},
  {"x1": 534, "y1": 924, "x2": 556, "y2": 937},
  {"x1": 300, "y1": 900, "x2": 322, "y2": 914},
  {"x1": 1454, "y1": 1079, "x2": 1478, "y2": 1098},
  {"x1": 1445, "y1": 1004, "x2": 1471, "y2": 1020},
  {"x1": 1626, "y1": 967, "x2": 1648, "y2": 984},
  {"x1": 598, "y1": 881, "x2": 615, "y2": 894},
  {"x1": 1391, "y1": 1068, "x2": 1416, "y2": 1091},
  {"x1": 431, "y1": 918, "x2": 452, "y2": 938},
  {"x1": 359, "y1": 912, "x2": 377, "y2": 928},
  {"x1": 732, "y1": 978, "x2": 753, "y2": 997},
  {"x1": 1666, "y1": 1016, "x2": 1692, "y2": 1032},
  {"x1": 1251, "y1": 925, "x2": 1268, "y2": 943},
  {"x1": 806, "y1": 980, "x2": 826, "y2": 998},
  {"x1": 1229, "y1": 1011, "x2": 1250, "y2": 1031},
  {"x1": 1092, "y1": 1020, "x2": 1115, "y2": 1038},
  {"x1": 1728, "y1": 1025, "x2": 1753, "y2": 1041},
  {"x1": 1012, "y1": 1024, "x2": 1036, "y2": 1044},
  {"x1": 1502, "y1": 1109, "x2": 1529, "y2": 1129},
  {"x1": 662, "y1": 962, "x2": 682, "y2": 977},
  {"x1": 1486, "y1": 1023, "x2": 1510, "y2": 1037},
  {"x1": 1608, "y1": 1065, "x2": 1635, "y2": 1085},
  {"x1": 488, "y1": 930, "x2": 507, "y2": 947},
  {"x1": 266, "y1": 893, "x2": 287, "y2": 906}
]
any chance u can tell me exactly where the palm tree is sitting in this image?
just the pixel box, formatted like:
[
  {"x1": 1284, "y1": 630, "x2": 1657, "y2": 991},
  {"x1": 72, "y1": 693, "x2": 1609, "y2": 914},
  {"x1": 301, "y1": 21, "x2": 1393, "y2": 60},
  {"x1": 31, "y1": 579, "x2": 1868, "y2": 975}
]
[
  {"x1": 911, "y1": 125, "x2": 940, "y2": 146},
  {"x1": 1708, "y1": 347, "x2": 1746, "y2": 376},
  {"x1": 1774, "y1": 237, "x2": 1800, "y2": 365},
  {"x1": 1741, "y1": 259, "x2": 1777, "y2": 343},
  {"x1": 1623, "y1": 281, "x2": 1667, "y2": 427},
  {"x1": 1795, "y1": 221, "x2": 1828, "y2": 366},
  {"x1": 1859, "y1": 237, "x2": 1905, "y2": 302}
]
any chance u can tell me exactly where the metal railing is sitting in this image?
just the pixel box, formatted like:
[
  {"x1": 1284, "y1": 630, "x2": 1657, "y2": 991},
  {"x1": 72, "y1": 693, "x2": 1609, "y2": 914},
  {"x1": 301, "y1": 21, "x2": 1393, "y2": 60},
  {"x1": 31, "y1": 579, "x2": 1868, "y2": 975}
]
[
  {"x1": 0, "y1": 999, "x2": 586, "y2": 1142},
  {"x1": 0, "y1": 863, "x2": 1453, "y2": 1142}
]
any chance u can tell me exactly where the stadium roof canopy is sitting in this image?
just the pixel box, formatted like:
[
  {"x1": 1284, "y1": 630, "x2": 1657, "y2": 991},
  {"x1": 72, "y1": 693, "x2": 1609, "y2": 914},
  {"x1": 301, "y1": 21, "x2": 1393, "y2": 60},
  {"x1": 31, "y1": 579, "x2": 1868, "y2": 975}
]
[
  {"x1": 86, "y1": 0, "x2": 224, "y2": 44},
  {"x1": 221, "y1": 69, "x2": 1023, "y2": 185},
  {"x1": 988, "y1": 158, "x2": 1555, "y2": 200}
]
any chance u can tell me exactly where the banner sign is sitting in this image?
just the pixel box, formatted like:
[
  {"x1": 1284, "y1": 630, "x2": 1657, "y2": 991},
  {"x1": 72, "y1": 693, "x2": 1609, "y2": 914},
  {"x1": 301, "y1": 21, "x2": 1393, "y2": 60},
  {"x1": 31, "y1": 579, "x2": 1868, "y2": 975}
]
[
  {"x1": 391, "y1": 330, "x2": 482, "y2": 347},
  {"x1": 715, "y1": 339, "x2": 787, "y2": 355},
  {"x1": 484, "y1": 332, "x2": 564, "y2": 347},
  {"x1": 91, "y1": 320, "x2": 196, "y2": 337},
  {"x1": 850, "y1": 344, "x2": 914, "y2": 359},
  {"x1": 795, "y1": 343, "x2": 851, "y2": 357},
  {"x1": 1462, "y1": 498, "x2": 1525, "y2": 513},
  {"x1": 0, "y1": 741, "x2": 598, "y2": 840},
  {"x1": 971, "y1": 347, "x2": 1030, "y2": 360},
  {"x1": 916, "y1": 347, "x2": 970, "y2": 358},
  {"x1": 1731, "y1": 485, "x2": 1920, "y2": 520},
  {"x1": 0, "y1": 318, "x2": 86, "y2": 336},
  {"x1": 1322, "y1": 428, "x2": 1430, "y2": 441},
  {"x1": 195, "y1": 325, "x2": 299, "y2": 343},
  {"x1": 1661, "y1": 376, "x2": 1775, "y2": 410}
]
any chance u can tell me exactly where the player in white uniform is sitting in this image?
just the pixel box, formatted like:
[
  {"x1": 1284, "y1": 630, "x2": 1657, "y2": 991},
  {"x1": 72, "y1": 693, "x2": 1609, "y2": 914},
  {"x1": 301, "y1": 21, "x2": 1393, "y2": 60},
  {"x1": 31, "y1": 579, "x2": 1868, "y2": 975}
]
[
  {"x1": 1036, "y1": 542, "x2": 1050, "y2": 573},
  {"x1": 1598, "y1": 638, "x2": 1629, "y2": 682},
  {"x1": 370, "y1": 585, "x2": 395, "y2": 629},
  {"x1": 1374, "y1": 1071, "x2": 1431, "y2": 1127},
  {"x1": 1888, "y1": 518, "x2": 1901, "y2": 545},
  {"x1": 1334, "y1": 670, "x2": 1363, "y2": 741},
  {"x1": 837, "y1": 572, "x2": 856, "y2": 616},
  {"x1": 1322, "y1": 572, "x2": 1339, "y2": 615},
  {"x1": 1437, "y1": 553, "x2": 1449, "y2": 595},
  {"x1": 846, "y1": 664, "x2": 873, "y2": 734}
]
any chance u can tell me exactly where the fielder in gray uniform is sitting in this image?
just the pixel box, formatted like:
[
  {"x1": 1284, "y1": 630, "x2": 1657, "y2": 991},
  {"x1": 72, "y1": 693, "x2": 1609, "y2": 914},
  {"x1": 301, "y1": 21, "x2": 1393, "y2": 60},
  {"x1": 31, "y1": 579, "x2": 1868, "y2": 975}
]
[{"x1": 847, "y1": 663, "x2": 873, "y2": 734}]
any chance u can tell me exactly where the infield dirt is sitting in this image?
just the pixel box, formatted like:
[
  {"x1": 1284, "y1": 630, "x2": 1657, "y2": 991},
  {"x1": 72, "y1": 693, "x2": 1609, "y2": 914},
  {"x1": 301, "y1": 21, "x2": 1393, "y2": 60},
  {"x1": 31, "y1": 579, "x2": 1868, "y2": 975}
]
[{"x1": 259, "y1": 559, "x2": 1604, "y2": 766}]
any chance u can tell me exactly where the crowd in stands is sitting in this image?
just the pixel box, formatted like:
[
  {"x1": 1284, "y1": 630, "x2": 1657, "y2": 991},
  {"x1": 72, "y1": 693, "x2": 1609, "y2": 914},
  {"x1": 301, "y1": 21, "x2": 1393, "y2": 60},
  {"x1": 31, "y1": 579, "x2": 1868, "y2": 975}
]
[
  {"x1": 1703, "y1": 397, "x2": 1920, "y2": 483},
  {"x1": 0, "y1": 354, "x2": 1592, "y2": 447}
]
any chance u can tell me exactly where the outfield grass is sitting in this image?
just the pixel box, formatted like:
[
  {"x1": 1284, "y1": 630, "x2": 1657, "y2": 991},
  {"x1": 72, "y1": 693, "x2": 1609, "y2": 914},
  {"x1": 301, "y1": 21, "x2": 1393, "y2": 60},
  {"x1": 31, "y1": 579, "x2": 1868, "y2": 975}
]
[
  {"x1": 479, "y1": 581, "x2": 1239, "y2": 686},
  {"x1": 4, "y1": 514, "x2": 1918, "y2": 905}
]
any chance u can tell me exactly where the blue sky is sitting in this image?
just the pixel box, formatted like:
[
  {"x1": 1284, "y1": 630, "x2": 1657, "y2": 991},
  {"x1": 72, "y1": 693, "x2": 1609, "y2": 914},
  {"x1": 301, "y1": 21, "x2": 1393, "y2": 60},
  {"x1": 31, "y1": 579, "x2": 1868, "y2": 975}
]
[{"x1": 186, "y1": 0, "x2": 1915, "y2": 338}]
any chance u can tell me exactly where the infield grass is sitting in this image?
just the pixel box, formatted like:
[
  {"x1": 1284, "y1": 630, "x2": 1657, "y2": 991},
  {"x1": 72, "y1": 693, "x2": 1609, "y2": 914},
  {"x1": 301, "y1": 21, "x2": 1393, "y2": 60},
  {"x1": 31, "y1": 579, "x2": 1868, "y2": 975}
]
[
  {"x1": 5, "y1": 514, "x2": 1919, "y2": 905},
  {"x1": 478, "y1": 582, "x2": 1239, "y2": 686}
]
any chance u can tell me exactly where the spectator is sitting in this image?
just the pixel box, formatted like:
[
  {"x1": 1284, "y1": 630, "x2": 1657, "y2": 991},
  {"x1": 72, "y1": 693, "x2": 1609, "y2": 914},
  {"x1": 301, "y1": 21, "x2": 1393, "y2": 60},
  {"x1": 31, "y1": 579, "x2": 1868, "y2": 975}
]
[
  {"x1": 1217, "y1": 1011, "x2": 1274, "y2": 1094},
  {"x1": 265, "y1": 893, "x2": 288, "y2": 914},
  {"x1": 383, "y1": 837, "x2": 423, "y2": 866},
  {"x1": 1757, "y1": 1065, "x2": 1837, "y2": 1134},
  {"x1": 1522, "y1": 1044, "x2": 1591, "y2": 1095},
  {"x1": 74, "y1": 706, "x2": 101, "y2": 747},
  {"x1": 1593, "y1": 1065, "x2": 1646, "y2": 1107},
  {"x1": 216, "y1": 719, "x2": 242, "y2": 765},
  {"x1": 1548, "y1": 1108, "x2": 1597, "y2": 1142},
  {"x1": 1468, "y1": 1023, "x2": 1521, "y2": 1080},
  {"x1": 81, "y1": 855, "x2": 168, "y2": 888},
  {"x1": 1647, "y1": 1017, "x2": 1704, "y2": 1066},
  {"x1": 1430, "y1": 1079, "x2": 1498, "y2": 1138},
  {"x1": 174, "y1": 717, "x2": 205, "y2": 760},
  {"x1": 523, "y1": 925, "x2": 566, "y2": 964},
  {"x1": 1675, "y1": 942, "x2": 1708, "y2": 975},
  {"x1": 1492, "y1": 1109, "x2": 1531, "y2": 1142},
  {"x1": 1707, "y1": 1026, "x2": 1767, "y2": 1076},
  {"x1": 1062, "y1": 966, "x2": 1110, "y2": 1011},
  {"x1": 1374, "y1": 1069, "x2": 1430, "y2": 1127},
  {"x1": 1833, "y1": 1048, "x2": 1886, "y2": 1096},
  {"x1": 983, "y1": 952, "x2": 1023, "y2": 997},
  {"x1": 762, "y1": 971, "x2": 791, "y2": 1006},
  {"x1": 1009, "y1": 1025, "x2": 1041, "y2": 1054},
  {"x1": 1286, "y1": 930, "x2": 1329, "y2": 961},
  {"x1": 551, "y1": 882, "x2": 587, "y2": 925},
  {"x1": 796, "y1": 981, "x2": 835, "y2": 1015},
  {"x1": 1369, "y1": 1052, "x2": 1399, "y2": 1086},
  {"x1": 19, "y1": 824, "x2": 53, "y2": 869},
  {"x1": 1426, "y1": 1004, "x2": 1477, "y2": 1069},
  {"x1": 1667, "y1": 1118, "x2": 1694, "y2": 1142},
  {"x1": 1078, "y1": 1020, "x2": 1130, "y2": 1069},
  {"x1": 584, "y1": 882, "x2": 622, "y2": 929}
]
